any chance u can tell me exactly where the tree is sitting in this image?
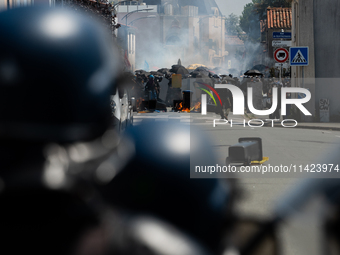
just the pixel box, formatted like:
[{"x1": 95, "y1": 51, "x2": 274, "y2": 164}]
[
  {"x1": 239, "y1": 0, "x2": 261, "y2": 43},
  {"x1": 239, "y1": 0, "x2": 291, "y2": 42},
  {"x1": 240, "y1": 1, "x2": 256, "y2": 34},
  {"x1": 225, "y1": 13, "x2": 242, "y2": 36},
  {"x1": 253, "y1": 0, "x2": 291, "y2": 20}
]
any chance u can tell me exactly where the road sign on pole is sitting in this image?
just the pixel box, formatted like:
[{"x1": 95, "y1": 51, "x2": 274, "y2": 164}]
[
  {"x1": 273, "y1": 32, "x2": 291, "y2": 39},
  {"x1": 272, "y1": 40, "x2": 292, "y2": 47},
  {"x1": 290, "y1": 47, "x2": 309, "y2": 66},
  {"x1": 274, "y1": 48, "x2": 289, "y2": 63},
  {"x1": 275, "y1": 63, "x2": 288, "y2": 68}
]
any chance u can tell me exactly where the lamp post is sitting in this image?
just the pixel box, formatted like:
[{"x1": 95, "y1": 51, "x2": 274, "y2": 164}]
[
  {"x1": 127, "y1": 15, "x2": 156, "y2": 26},
  {"x1": 121, "y1": 8, "x2": 154, "y2": 26}
]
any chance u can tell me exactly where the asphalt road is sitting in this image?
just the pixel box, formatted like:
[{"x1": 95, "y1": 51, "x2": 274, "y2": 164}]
[{"x1": 133, "y1": 111, "x2": 340, "y2": 255}]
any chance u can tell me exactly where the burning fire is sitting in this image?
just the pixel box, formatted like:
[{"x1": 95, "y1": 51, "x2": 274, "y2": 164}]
[
  {"x1": 190, "y1": 102, "x2": 201, "y2": 112},
  {"x1": 178, "y1": 102, "x2": 190, "y2": 112},
  {"x1": 175, "y1": 101, "x2": 201, "y2": 113}
]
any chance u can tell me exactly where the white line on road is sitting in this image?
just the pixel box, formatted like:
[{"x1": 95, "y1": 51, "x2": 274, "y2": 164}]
[{"x1": 133, "y1": 116, "x2": 161, "y2": 119}]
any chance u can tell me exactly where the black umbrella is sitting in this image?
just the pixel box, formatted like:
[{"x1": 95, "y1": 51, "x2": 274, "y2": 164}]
[
  {"x1": 190, "y1": 70, "x2": 209, "y2": 78},
  {"x1": 170, "y1": 65, "x2": 189, "y2": 75},
  {"x1": 193, "y1": 67, "x2": 210, "y2": 77},
  {"x1": 150, "y1": 71, "x2": 164, "y2": 76},
  {"x1": 157, "y1": 68, "x2": 169, "y2": 73},
  {"x1": 220, "y1": 75, "x2": 235, "y2": 83},
  {"x1": 244, "y1": 69, "x2": 263, "y2": 76},
  {"x1": 135, "y1": 69, "x2": 146, "y2": 73},
  {"x1": 176, "y1": 66, "x2": 189, "y2": 75},
  {"x1": 195, "y1": 66, "x2": 209, "y2": 72}
]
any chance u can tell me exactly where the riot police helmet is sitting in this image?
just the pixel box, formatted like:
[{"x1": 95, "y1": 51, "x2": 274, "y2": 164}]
[
  {"x1": 0, "y1": 6, "x2": 120, "y2": 143},
  {"x1": 98, "y1": 121, "x2": 234, "y2": 252}
]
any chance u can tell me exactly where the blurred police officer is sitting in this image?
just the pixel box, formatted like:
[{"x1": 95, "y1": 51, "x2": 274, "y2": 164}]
[{"x1": 0, "y1": 6, "x2": 121, "y2": 255}]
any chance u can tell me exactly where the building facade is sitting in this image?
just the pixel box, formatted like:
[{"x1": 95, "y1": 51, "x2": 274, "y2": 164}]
[
  {"x1": 291, "y1": 0, "x2": 340, "y2": 121},
  {"x1": 115, "y1": 0, "x2": 226, "y2": 71},
  {"x1": 261, "y1": 7, "x2": 292, "y2": 66}
]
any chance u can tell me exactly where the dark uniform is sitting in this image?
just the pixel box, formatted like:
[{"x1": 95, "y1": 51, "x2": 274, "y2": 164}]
[{"x1": 0, "y1": 7, "x2": 121, "y2": 255}]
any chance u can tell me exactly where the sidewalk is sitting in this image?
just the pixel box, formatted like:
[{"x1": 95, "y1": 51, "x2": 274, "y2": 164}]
[
  {"x1": 231, "y1": 112, "x2": 340, "y2": 131},
  {"x1": 282, "y1": 122, "x2": 340, "y2": 131}
]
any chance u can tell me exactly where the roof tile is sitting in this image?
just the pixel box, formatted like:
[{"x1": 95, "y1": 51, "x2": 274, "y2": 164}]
[{"x1": 267, "y1": 7, "x2": 292, "y2": 29}]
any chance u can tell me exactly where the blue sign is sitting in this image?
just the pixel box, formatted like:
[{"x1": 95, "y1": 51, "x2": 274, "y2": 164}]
[
  {"x1": 273, "y1": 32, "x2": 291, "y2": 39},
  {"x1": 290, "y1": 47, "x2": 309, "y2": 66}
]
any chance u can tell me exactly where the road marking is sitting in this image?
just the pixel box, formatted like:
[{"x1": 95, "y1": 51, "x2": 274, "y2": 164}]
[
  {"x1": 191, "y1": 123, "x2": 211, "y2": 126},
  {"x1": 133, "y1": 116, "x2": 161, "y2": 119},
  {"x1": 169, "y1": 117, "x2": 186, "y2": 119}
]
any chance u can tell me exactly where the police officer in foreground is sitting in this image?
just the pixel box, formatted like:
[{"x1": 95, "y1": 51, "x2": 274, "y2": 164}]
[
  {"x1": 0, "y1": 6, "x2": 236, "y2": 255},
  {"x1": 98, "y1": 121, "x2": 236, "y2": 255},
  {"x1": 0, "y1": 6, "x2": 121, "y2": 255}
]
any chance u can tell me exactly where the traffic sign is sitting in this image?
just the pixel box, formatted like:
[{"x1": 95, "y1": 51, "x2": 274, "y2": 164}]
[
  {"x1": 275, "y1": 63, "x2": 289, "y2": 68},
  {"x1": 273, "y1": 32, "x2": 291, "y2": 39},
  {"x1": 274, "y1": 48, "x2": 289, "y2": 63},
  {"x1": 272, "y1": 40, "x2": 292, "y2": 47},
  {"x1": 290, "y1": 47, "x2": 309, "y2": 66}
]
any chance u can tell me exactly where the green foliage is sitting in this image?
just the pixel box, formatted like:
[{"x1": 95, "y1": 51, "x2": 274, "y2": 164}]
[
  {"x1": 254, "y1": 0, "x2": 291, "y2": 20},
  {"x1": 239, "y1": 1, "x2": 261, "y2": 43},
  {"x1": 225, "y1": 13, "x2": 243, "y2": 36},
  {"x1": 239, "y1": 2, "x2": 255, "y2": 35},
  {"x1": 239, "y1": 0, "x2": 291, "y2": 42}
]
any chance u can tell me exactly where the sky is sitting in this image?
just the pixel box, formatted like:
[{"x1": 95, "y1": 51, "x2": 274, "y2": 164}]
[{"x1": 215, "y1": 0, "x2": 252, "y2": 17}]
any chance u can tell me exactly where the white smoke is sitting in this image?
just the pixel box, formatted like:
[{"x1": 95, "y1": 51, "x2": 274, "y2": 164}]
[{"x1": 135, "y1": 17, "x2": 206, "y2": 70}]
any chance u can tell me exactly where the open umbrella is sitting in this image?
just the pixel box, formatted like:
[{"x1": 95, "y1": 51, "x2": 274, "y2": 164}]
[
  {"x1": 135, "y1": 69, "x2": 146, "y2": 73},
  {"x1": 157, "y1": 68, "x2": 169, "y2": 73},
  {"x1": 190, "y1": 70, "x2": 209, "y2": 78},
  {"x1": 220, "y1": 75, "x2": 235, "y2": 83},
  {"x1": 170, "y1": 65, "x2": 189, "y2": 75},
  {"x1": 176, "y1": 66, "x2": 189, "y2": 75},
  {"x1": 192, "y1": 66, "x2": 211, "y2": 77},
  {"x1": 150, "y1": 71, "x2": 164, "y2": 76},
  {"x1": 244, "y1": 69, "x2": 263, "y2": 76}
]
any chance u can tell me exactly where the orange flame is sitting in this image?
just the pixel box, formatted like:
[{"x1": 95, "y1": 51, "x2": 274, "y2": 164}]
[
  {"x1": 191, "y1": 102, "x2": 201, "y2": 112},
  {"x1": 177, "y1": 102, "x2": 190, "y2": 112}
]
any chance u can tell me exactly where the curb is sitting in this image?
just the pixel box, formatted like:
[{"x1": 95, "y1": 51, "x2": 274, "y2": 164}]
[
  {"x1": 286, "y1": 125, "x2": 340, "y2": 131},
  {"x1": 245, "y1": 115, "x2": 340, "y2": 131},
  {"x1": 268, "y1": 122, "x2": 340, "y2": 131}
]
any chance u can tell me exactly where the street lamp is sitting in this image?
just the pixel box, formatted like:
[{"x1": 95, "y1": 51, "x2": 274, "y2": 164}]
[
  {"x1": 128, "y1": 15, "x2": 156, "y2": 26},
  {"x1": 121, "y1": 8, "x2": 154, "y2": 26}
]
